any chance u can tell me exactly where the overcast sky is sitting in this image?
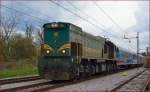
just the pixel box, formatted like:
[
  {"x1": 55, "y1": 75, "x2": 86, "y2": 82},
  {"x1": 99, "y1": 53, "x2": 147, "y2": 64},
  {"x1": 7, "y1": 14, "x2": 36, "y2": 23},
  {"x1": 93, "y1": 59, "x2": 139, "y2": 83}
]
[{"x1": 1, "y1": 1, "x2": 149, "y2": 53}]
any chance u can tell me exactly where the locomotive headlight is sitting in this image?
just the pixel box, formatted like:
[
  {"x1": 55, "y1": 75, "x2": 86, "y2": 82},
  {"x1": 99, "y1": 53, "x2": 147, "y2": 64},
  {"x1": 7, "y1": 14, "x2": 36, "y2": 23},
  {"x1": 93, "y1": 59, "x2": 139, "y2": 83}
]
[
  {"x1": 62, "y1": 50, "x2": 66, "y2": 54},
  {"x1": 46, "y1": 50, "x2": 50, "y2": 54}
]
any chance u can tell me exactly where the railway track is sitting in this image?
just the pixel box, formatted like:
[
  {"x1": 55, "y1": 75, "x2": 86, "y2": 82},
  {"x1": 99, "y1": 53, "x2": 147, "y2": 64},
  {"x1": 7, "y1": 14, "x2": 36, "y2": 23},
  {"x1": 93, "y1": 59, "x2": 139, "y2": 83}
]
[
  {"x1": 0, "y1": 75, "x2": 41, "y2": 85},
  {"x1": 0, "y1": 79, "x2": 52, "y2": 92},
  {"x1": 0, "y1": 74, "x2": 111, "y2": 92},
  {"x1": 0, "y1": 67, "x2": 144, "y2": 92},
  {"x1": 110, "y1": 69, "x2": 150, "y2": 92}
]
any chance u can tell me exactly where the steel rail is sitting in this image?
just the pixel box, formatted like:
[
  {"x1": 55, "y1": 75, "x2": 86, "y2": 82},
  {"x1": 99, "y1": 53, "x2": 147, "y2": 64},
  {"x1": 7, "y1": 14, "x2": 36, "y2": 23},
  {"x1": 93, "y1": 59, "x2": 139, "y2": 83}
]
[
  {"x1": 19, "y1": 67, "x2": 143, "y2": 92},
  {"x1": 0, "y1": 75, "x2": 41, "y2": 85},
  {"x1": 0, "y1": 80, "x2": 51, "y2": 92},
  {"x1": 110, "y1": 70, "x2": 145, "y2": 92},
  {"x1": 0, "y1": 67, "x2": 143, "y2": 92},
  {"x1": 143, "y1": 74, "x2": 150, "y2": 92}
]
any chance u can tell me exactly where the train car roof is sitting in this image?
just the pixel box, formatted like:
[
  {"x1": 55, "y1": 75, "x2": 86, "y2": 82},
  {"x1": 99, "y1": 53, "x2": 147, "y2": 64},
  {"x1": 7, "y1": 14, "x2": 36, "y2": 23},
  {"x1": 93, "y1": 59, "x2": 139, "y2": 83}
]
[
  {"x1": 82, "y1": 31, "x2": 106, "y2": 41},
  {"x1": 117, "y1": 45, "x2": 138, "y2": 55},
  {"x1": 106, "y1": 40, "x2": 137, "y2": 56},
  {"x1": 117, "y1": 45, "x2": 144, "y2": 57}
]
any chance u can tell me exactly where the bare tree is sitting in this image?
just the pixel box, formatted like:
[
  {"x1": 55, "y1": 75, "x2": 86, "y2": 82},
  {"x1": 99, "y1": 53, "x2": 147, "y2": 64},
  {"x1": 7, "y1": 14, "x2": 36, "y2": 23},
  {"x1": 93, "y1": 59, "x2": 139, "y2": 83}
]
[
  {"x1": 37, "y1": 28, "x2": 44, "y2": 44},
  {"x1": 1, "y1": 15, "x2": 19, "y2": 42},
  {"x1": 0, "y1": 14, "x2": 19, "y2": 59},
  {"x1": 38, "y1": 28, "x2": 44, "y2": 44},
  {"x1": 25, "y1": 23, "x2": 34, "y2": 39},
  {"x1": 34, "y1": 26, "x2": 43, "y2": 45},
  {"x1": 0, "y1": 29, "x2": 3, "y2": 40}
]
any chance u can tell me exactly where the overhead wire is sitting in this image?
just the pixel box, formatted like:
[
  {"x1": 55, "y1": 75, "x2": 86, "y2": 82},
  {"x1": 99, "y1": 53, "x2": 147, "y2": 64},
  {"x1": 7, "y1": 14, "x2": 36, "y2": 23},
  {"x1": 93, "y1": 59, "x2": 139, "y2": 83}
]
[
  {"x1": 93, "y1": 1, "x2": 138, "y2": 51},
  {"x1": 1, "y1": 4, "x2": 54, "y2": 33},
  {"x1": 93, "y1": 1, "x2": 137, "y2": 40},
  {"x1": 51, "y1": 1, "x2": 141, "y2": 52},
  {"x1": 1, "y1": 1, "x2": 140, "y2": 52},
  {"x1": 50, "y1": 0, "x2": 107, "y2": 32},
  {"x1": 66, "y1": 1, "x2": 107, "y2": 30},
  {"x1": 50, "y1": 0, "x2": 123, "y2": 39},
  {"x1": 93, "y1": 1, "x2": 123, "y2": 32},
  {"x1": 93, "y1": 1, "x2": 131, "y2": 38},
  {"x1": 2, "y1": 1, "x2": 122, "y2": 40},
  {"x1": 50, "y1": 1, "x2": 136, "y2": 52},
  {"x1": 1, "y1": 4, "x2": 50, "y2": 24},
  {"x1": 16, "y1": 2, "x2": 56, "y2": 22}
]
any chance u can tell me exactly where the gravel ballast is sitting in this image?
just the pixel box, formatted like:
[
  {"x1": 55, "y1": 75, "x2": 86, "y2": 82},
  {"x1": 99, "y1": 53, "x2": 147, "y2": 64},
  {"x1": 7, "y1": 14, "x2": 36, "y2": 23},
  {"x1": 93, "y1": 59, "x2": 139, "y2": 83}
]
[{"x1": 48, "y1": 68, "x2": 144, "y2": 92}]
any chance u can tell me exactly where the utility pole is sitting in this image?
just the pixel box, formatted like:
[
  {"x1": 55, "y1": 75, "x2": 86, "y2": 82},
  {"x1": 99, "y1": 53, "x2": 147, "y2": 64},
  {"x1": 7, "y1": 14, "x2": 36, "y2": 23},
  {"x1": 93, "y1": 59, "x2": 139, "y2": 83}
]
[
  {"x1": 137, "y1": 32, "x2": 139, "y2": 65},
  {"x1": 124, "y1": 32, "x2": 139, "y2": 64}
]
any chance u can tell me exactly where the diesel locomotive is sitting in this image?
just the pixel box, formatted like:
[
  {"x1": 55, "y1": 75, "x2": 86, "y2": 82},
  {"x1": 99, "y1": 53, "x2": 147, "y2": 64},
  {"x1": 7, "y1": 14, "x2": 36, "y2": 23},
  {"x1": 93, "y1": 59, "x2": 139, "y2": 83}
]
[{"x1": 38, "y1": 22, "x2": 144, "y2": 80}]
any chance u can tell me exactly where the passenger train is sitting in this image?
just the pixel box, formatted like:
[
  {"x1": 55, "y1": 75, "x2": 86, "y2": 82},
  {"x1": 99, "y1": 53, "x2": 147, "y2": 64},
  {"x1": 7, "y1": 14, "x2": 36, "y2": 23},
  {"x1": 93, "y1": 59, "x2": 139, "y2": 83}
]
[{"x1": 38, "y1": 22, "x2": 144, "y2": 80}]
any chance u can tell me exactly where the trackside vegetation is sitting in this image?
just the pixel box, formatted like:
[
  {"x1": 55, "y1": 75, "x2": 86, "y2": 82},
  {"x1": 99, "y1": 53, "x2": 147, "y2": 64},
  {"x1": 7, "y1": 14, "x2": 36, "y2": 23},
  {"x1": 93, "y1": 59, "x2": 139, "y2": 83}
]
[
  {"x1": 0, "y1": 34, "x2": 39, "y2": 78},
  {"x1": 0, "y1": 15, "x2": 42, "y2": 78},
  {"x1": 0, "y1": 62, "x2": 38, "y2": 78}
]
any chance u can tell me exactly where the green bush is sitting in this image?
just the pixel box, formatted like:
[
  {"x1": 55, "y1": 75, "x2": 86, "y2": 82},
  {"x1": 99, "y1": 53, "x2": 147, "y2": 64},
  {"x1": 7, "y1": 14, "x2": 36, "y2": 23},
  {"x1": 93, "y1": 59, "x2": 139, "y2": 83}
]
[
  {"x1": 0, "y1": 63, "x2": 38, "y2": 78},
  {"x1": 0, "y1": 33, "x2": 40, "y2": 78}
]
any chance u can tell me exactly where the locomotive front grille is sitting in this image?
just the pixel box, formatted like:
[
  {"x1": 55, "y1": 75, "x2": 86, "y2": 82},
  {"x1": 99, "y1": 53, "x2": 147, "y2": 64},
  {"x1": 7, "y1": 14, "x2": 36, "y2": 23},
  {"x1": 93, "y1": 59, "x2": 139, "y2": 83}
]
[{"x1": 44, "y1": 64, "x2": 70, "y2": 80}]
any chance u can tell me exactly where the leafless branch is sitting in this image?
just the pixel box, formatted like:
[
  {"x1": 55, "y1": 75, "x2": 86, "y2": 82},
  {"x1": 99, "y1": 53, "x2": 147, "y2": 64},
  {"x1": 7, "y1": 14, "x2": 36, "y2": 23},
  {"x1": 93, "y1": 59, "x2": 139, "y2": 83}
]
[{"x1": 0, "y1": 14, "x2": 19, "y2": 42}]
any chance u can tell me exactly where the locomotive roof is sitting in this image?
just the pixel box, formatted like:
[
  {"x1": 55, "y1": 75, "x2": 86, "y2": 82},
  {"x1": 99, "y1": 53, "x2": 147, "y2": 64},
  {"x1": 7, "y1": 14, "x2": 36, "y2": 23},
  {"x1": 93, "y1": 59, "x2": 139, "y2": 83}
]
[
  {"x1": 82, "y1": 31, "x2": 105, "y2": 41},
  {"x1": 43, "y1": 22, "x2": 82, "y2": 30},
  {"x1": 44, "y1": 22, "x2": 105, "y2": 42}
]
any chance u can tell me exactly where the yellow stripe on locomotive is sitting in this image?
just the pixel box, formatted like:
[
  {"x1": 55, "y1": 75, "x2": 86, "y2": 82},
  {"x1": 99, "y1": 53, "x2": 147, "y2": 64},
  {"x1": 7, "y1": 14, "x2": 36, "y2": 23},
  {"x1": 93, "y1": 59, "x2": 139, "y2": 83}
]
[{"x1": 58, "y1": 43, "x2": 71, "y2": 51}]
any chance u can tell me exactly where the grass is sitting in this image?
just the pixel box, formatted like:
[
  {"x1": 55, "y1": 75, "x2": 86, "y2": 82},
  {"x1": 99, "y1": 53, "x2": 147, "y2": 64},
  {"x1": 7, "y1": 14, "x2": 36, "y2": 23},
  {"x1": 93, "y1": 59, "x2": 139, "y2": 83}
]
[{"x1": 0, "y1": 63, "x2": 38, "y2": 78}]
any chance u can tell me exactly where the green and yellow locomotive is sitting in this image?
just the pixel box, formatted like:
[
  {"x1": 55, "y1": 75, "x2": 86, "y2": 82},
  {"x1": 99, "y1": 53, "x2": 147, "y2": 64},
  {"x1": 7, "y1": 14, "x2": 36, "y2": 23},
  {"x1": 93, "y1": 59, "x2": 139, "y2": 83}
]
[{"x1": 38, "y1": 22, "x2": 119, "y2": 80}]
